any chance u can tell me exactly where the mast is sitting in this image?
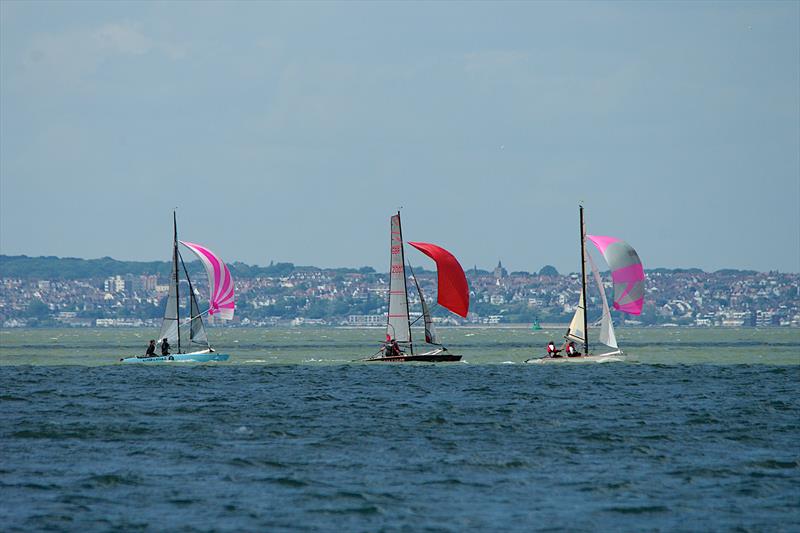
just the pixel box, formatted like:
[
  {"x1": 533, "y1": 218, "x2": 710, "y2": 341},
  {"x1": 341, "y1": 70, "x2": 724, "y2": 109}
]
[
  {"x1": 579, "y1": 205, "x2": 588, "y2": 355},
  {"x1": 397, "y1": 211, "x2": 413, "y2": 355},
  {"x1": 173, "y1": 210, "x2": 181, "y2": 354}
]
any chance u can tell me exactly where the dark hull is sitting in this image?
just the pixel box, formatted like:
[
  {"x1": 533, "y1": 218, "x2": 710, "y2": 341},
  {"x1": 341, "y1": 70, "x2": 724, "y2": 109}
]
[{"x1": 366, "y1": 354, "x2": 462, "y2": 363}]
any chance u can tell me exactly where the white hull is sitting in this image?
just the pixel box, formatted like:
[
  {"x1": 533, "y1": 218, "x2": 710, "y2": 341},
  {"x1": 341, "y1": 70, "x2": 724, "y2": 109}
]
[
  {"x1": 526, "y1": 351, "x2": 629, "y2": 364},
  {"x1": 120, "y1": 349, "x2": 229, "y2": 364}
]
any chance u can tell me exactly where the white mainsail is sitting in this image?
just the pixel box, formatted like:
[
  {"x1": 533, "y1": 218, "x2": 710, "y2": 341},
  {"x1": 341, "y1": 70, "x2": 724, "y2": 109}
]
[
  {"x1": 387, "y1": 214, "x2": 411, "y2": 344},
  {"x1": 158, "y1": 248, "x2": 180, "y2": 347},
  {"x1": 588, "y1": 251, "x2": 618, "y2": 349}
]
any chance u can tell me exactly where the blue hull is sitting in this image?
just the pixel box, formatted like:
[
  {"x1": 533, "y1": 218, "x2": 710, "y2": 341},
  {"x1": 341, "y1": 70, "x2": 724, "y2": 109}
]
[{"x1": 120, "y1": 353, "x2": 229, "y2": 364}]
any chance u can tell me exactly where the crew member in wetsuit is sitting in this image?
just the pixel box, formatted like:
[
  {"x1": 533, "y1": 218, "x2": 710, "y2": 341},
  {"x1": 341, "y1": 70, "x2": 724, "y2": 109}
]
[
  {"x1": 145, "y1": 339, "x2": 157, "y2": 357},
  {"x1": 546, "y1": 341, "x2": 562, "y2": 358},
  {"x1": 566, "y1": 341, "x2": 582, "y2": 357},
  {"x1": 386, "y1": 338, "x2": 402, "y2": 357},
  {"x1": 161, "y1": 338, "x2": 171, "y2": 356}
]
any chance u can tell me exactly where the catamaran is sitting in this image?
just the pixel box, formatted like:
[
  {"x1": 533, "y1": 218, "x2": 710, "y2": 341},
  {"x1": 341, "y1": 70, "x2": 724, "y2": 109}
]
[
  {"x1": 527, "y1": 205, "x2": 644, "y2": 364},
  {"x1": 120, "y1": 212, "x2": 235, "y2": 363},
  {"x1": 364, "y1": 212, "x2": 470, "y2": 362}
]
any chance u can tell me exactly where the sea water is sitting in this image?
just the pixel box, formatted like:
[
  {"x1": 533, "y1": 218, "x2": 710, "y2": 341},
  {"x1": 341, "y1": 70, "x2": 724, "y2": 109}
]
[{"x1": 1, "y1": 327, "x2": 798, "y2": 530}]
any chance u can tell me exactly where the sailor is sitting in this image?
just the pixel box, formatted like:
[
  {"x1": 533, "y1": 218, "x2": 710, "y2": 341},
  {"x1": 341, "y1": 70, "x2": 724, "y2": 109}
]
[
  {"x1": 546, "y1": 341, "x2": 562, "y2": 358},
  {"x1": 145, "y1": 339, "x2": 157, "y2": 357},
  {"x1": 386, "y1": 338, "x2": 402, "y2": 357},
  {"x1": 161, "y1": 338, "x2": 171, "y2": 356},
  {"x1": 567, "y1": 341, "x2": 582, "y2": 357}
]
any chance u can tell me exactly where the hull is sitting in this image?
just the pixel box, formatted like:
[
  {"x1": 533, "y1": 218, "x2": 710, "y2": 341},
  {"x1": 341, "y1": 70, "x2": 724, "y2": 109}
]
[
  {"x1": 120, "y1": 351, "x2": 229, "y2": 364},
  {"x1": 526, "y1": 351, "x2": 627, "y2": 364},
  {"x1": 366, "y1": 354, "x2": 462, "y2": 363},
  {"x1": 365, "y1": 348, "x2": 462, "y2": 363}
]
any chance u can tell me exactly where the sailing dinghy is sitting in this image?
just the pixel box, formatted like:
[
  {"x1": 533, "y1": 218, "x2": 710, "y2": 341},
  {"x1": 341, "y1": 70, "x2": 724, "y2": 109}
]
[
  {"x1": 527, "y1": 206, "x2": 644, "y2": 364},
  {"x1": 120, "y1": 212, "x2": 234, "y2": 363},
  {"x1": 365, "y1": 212, "x2": 469, "y2": 362}
]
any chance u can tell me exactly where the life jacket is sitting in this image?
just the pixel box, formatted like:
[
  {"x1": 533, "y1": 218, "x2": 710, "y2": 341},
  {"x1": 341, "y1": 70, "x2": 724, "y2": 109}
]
[{"x1": 547, "y1": 343, "x2": 555, "y2": 354}]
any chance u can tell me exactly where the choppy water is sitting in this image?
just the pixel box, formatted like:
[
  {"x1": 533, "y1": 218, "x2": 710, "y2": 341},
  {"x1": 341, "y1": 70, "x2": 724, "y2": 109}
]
[{"x1": 1, "y1": 328, "x2": 799, "y2": 530}]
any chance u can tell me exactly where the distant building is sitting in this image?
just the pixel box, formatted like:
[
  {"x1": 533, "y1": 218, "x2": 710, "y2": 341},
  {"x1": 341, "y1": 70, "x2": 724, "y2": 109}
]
[
  {"x1": 347, "y1": 315, "x2": 384, "y2": 326},
  {"x1": 104, "y1": 276, "x2": 126, "y2": 293},
  {"x1": 490, "y1": 294, "x2": 506, "y2": 305},
  {"x1": 493, "y1": 261, "x2": 508, "y2": 280}
]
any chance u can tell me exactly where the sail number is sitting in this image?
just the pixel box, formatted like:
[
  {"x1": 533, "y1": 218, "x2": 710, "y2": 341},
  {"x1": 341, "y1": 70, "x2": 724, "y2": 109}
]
[
  {"x1": 391, "y1": 246, "x2": 401, "y2": 255},
  {"x1": 391, "y1": 265, "x2": 404, "y2": 273}
]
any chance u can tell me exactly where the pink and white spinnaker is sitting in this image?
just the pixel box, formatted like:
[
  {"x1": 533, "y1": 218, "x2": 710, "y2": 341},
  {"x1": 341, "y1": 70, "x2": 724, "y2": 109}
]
[
  {"x1": 180, "y1": 241, "x2": 235, "y2": 320},
  {"x1": 586, "y1": 235, "x2": 644, "y2": 316}
]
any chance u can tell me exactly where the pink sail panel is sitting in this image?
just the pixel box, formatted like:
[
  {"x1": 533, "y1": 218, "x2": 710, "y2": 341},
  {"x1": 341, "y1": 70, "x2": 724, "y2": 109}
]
[
  {"x1": 586, "y1": 234, "x2": 645, "y2": 316},
  {"x1": 407, "y1": 241, "x2": 469, "y2": 318},
  {"x1": 180, "y1": 241, "x2": 235, "y2": 320}
]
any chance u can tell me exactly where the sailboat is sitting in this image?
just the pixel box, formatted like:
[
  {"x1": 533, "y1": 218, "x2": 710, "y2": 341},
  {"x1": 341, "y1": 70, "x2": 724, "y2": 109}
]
[
  {"x1": 120, "y1": 212, "x2": 235, "y2": 363},
  {"x1": 365, "y1": 212, "x2": 470, "y2": 362},
  {"x1": 527, "y1": 205, "x2": 644, "y2": 364}
]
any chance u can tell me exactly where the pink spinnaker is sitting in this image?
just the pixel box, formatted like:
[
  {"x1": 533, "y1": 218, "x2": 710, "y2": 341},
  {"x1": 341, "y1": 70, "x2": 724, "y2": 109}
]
[
  {"x1": 180, "y1": 241, "x2": 235, "y2": 320},
  {"x1": 586, "y1": 235, "x2": 645, "y2": 316}
]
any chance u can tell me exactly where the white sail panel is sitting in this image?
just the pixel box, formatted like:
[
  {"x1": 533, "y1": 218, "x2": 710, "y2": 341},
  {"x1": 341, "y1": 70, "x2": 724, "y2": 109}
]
[
  {"x1": 566, "y1": 292, "x2": 585, "y2": 343},
  {"x1": 410, "y1": 267, "x2": 439, "y2": 345},
  {"x1": 158, "y1": 257, "x2": 180, "y2": 348},
  {"x1": 387, "y1": 214, "x2": 411, "y2": 343},
  {"x1": 188, "y1": 285, "x2": 209, "y2": 348},
  {"x1": 588, "y1": 251, "x2": 618, "y2": 349}
]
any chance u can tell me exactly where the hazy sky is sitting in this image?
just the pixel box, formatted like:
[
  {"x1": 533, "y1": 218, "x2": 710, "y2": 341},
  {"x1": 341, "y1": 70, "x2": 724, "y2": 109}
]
[{"x1": 1, "y1": 1, "x2": 798, "y2": 274}]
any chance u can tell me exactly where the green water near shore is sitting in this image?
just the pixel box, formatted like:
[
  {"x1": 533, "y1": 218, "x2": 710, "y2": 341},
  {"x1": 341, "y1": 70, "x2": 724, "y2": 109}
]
[{"x1": 1, "y1": 327, "x2": 797, "y2": 365}]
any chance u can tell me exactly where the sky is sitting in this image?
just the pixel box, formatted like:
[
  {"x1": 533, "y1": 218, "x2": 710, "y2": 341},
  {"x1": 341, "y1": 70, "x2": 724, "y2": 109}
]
[{"x1": 1, "y1": 1, "x2": 798, "y2": 274}]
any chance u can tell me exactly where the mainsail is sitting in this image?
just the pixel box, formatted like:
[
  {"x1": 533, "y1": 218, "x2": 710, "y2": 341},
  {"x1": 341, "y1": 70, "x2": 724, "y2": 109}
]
[
  {"x1": 586, "y1": 235, "x2": 645, "y2": 315},
  {"x1": 387, "y1": 214, "x2": 411, "y2": 343},
  {"x1": 588, "y1": 251, "x2": 618, "y2": 349},
  {"x1": 407, "y1": 241, "x2": 469, "y2": 318},
  {"x1": 157, "y1": 252, "x2": 180, "y2": 348},
  {"x1": 180, "y1": 241, "x2": 236, "y2": 320}
]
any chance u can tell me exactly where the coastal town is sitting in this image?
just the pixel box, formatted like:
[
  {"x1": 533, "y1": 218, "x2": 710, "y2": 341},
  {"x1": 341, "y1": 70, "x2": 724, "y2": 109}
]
[{"x1": 1, "y1": 256, "x2": 798, "y2": 329}]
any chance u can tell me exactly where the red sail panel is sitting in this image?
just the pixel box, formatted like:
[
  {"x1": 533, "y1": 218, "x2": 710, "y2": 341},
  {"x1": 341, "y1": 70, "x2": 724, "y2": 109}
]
[{"x1": 407, "y1": 241, "x2": 469, "y2": 318}]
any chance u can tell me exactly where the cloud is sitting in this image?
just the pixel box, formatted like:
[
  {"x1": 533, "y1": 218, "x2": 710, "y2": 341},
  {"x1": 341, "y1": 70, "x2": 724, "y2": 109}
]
[
  {"x1": 14, "y1": 22, "x2": 186, "y2": 88},
  {"x1": 93, "y1": 23, "x2": 152, "y2": 56}
]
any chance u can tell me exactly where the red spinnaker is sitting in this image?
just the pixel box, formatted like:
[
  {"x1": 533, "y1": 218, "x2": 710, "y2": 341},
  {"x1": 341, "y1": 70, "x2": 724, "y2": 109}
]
[{"x1": 407, "y1": 241, "x2": 469, "y2": 318}]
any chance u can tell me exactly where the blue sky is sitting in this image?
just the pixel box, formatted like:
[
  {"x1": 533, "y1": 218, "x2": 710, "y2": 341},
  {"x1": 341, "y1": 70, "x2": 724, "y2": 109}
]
[{"x1": 1, "y1": 1, "x2": 798, "y2": 274}]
